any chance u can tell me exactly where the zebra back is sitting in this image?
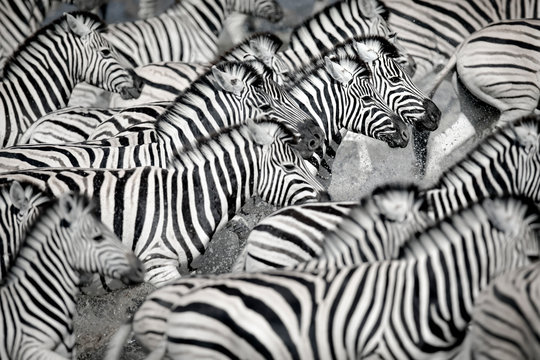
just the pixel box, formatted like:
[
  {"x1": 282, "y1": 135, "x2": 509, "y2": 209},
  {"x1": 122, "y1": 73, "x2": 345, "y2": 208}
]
[
  {"x1": 104, "y1": 0, "x2": 283, "y2": 66},
  {"x1": 124, "y1": 195, "x2": 540, "y2": 359},
  {"x1": 0, "y1": 192, "x2": 143, "y2": 359}
]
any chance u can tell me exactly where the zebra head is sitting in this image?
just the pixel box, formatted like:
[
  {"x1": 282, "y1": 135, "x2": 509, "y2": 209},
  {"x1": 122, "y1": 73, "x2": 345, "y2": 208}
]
[
  {"x1": 211, "y1": 62, "x2": 324, "y2": 158},
  {"x1": 248, "y1": 118, "x2": 326, "y2": 206},
  {"x1": 323, "y1": 55, "x2": 409, "y2": 148},
  {"x1": 227, "y1": 0, "x2": 283, "y2": 23},
  {"x1": 0, "y1": 181, "x2": 50, "y2": 278},
  {"x1": 56, "y1": 194, "x2": 145, "y2": 286},
  {"x1": 330, "y1": 36, "x2": 441, "y2": 132},
  {"x1": 64, "y1": 12, "x2": 142, "y2": 100}
]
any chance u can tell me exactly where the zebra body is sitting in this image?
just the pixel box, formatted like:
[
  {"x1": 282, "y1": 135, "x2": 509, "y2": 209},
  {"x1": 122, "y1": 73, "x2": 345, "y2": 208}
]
[
  {"x1": 105, "y1": 0, "x2": 283, "y2": 66},
  {"x1": 385, "y1": 0, "x2": 540, "y2": 81},
  {"x1": 460, "y1": 261, "x2": 540, "y2": 360},
  {"x1": 430, "y1": 19, "x2": 540, "y2": 128},
  {"x1": 425, "y1": 114, "x2": 540, "y2": 222},
  {"x1": 122, "y1": 196, "x2": 540, "y2": 358},
  {"x1": 0, "y1": 11, "x2": 141, "y2": 148},
  {"x1": 0, "y1": 193, "x2": 143, "y2": 359},
  {"x1": 235, "y1": 184, "x2": 430, "y2": 272},
  {"x1": 0, "y1": 120, "x2": 325, "y2": 285}
]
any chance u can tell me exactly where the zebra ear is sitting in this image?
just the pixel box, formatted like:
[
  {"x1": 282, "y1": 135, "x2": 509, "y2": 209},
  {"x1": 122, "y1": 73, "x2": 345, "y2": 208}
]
[
  {"x1": 211, "y1": 66, "x2": 245, "y2": 96},
  {"x1": 359, "y1": 0, "x2": 378, "y2": 18},
  {"x1": 324, "y1": 57, "x2": 353, "y2": 85},
  {"x1": 354, "y1": 42, "x2": 379, "y2": 63},
  {"x1": 58, "y1": 194, "x2": 79, "y2": 223},
  {"x1": 249, "y1": 39, "x2": 274, "y2": 67},
  {"x1": 373, "y1": 194, "x2": 408, "y2": 222},
  {"x1": 513, "y1": 124, "x2": 539, "y2": 154},
  {"x1": 9, "y1": 181, "x2": 28, "y2": 211},
  {"x1": 484, "y1": 198, "x2": 521, "y2": 238},
  {"x1": 65, "y1": 13, "x2": 92, "y2": 38},
  {"x1": 246, "y1": 119, "x2": 275, "y2": 146}
]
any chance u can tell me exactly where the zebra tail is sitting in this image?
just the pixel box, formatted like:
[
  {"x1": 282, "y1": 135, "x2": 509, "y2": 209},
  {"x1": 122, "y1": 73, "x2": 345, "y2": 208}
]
[
  {"x1": 104, "y1": 322, "x2": 133, "y2": 360},
  {"x1": 426, "y1": 51, "x2": 458, "y2": 98}
]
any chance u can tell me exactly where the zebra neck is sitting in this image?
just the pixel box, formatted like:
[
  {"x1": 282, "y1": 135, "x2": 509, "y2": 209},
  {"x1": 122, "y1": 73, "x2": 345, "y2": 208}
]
[
  {"x1": 5, "y1": 216, "x2": 79, "y2": 308},
  {"x1": 291, "y1": 77, "x2": 347, "y2": 148}
]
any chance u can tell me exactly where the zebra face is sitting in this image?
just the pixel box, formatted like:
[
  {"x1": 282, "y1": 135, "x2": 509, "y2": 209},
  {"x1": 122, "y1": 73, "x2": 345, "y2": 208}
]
[
  {"x1": 61, "y1": 195, "x2": 145, "y2": 285},
  {"x1": 250, "y1": 120, "x2": 325, "y2": 206},
  {"x1": 76, "y1": 30, "x2": 142, "y2": 99}
]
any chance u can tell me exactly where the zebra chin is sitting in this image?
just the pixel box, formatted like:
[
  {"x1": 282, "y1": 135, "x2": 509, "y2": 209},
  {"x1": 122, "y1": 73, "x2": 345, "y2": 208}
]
[
  {"x1": 118, "y1": 69, "x2": 144, "y2": 100},
  {"x1": 383, "y1": 116, "x2": 410, "y2": 148}
]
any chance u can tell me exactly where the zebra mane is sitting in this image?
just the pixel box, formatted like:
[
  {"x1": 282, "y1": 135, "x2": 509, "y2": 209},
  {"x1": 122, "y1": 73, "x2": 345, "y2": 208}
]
[
  {"x1": 286, "y1": 54, "x2": 370, "y2": 89},
  {"x1": 329, "y1": 34, "x2": 402, "y2": 60},
  {"x1": 216, "y1": 32, "x2": 284, "y2": 64},
  {"x1": 168, "y1": 118, "x2": 299, "y2": 165},
  {"x1": 428, "y1": 114, "x2": 540, "y2": 192},
  {"x1": 290, "y1": 0, "x2": 389, "y2": 37},
  {"x1": 0, "y1": 11, "x2": 106, "y2": 80}
]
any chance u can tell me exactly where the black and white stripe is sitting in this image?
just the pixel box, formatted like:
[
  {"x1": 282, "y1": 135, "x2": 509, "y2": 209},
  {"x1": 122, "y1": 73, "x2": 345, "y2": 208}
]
[
  {"x1": 385, "y1": 0, "x2": 540, "y2": 81},
  {"x1": 0, "y1": 11, "x2": 140, "y2": 148},
  {"x1": 460, "y1": 261, "x2": 540, "y2": 360},
  {"x1": 118, "y1": 195, "x2": 540, "y2": 358},
  {"x1": 0, "y1": 119, "x2": 325, "y2": 286},
  {"x1": 104, "y1": 0, "x2": 283, "y2": 66},
  {"x1": 235, "y1": 183, "x2": 430, "y2": 271},
  {"x1": 0, "y1": 193, "x2": 143, "y2": 359}
]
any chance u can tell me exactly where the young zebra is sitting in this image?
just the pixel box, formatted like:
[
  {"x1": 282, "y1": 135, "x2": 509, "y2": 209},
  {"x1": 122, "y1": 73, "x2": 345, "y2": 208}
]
[
  {"x1": 104, "y1": 0, "x2": 283, "y2": 66},
  {"x1": 459, "y1": 261, "x2": 540, "y2": 360},
  {"x1": 0, "y1": 192, "x2": 144, "y2": 359},
  {"x1": 110, "y1": 196, "x2": 540, "y2": 358},
  {"x1": 0, "y1": 181, "x2": 50, "y2": 279},
  {"x1": 428, "y1": 19, "x2": 540, "y2": 130},
  {"x1": 0, "y1": 11, "x2": 141, "y2": 148},
  {"x1": 0, "y1": 118, "x2": 325, "y2": 286},
  {"x1": 234, "y1": 183, "x2": 431, "y2": 271},
  {"x1": 0, "y1": 0, "x2": 106, "y2": 63}
]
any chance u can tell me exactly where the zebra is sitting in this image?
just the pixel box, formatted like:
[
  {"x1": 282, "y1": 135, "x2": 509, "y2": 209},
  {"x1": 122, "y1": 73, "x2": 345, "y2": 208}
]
[
  {"x1": 0, "y1": 61, "x2": 327, "y2": 172},
  {"x1": 459, "y1": 261, "x2": 540, "y2": 360},
  {"x1": 424, "y1": 113, "x2": 540, "y2": 222},
  {"x1": 385, "y1": 0, "x2": 540, "y2": 83},
  {"x1": 0, "y1": 181, "x2": 51, "y2": 279},
  {"x1": 104, "y1": 0, "x2": 283, "y2": 66},
  {"x1": 108, "y1": 195, "x2": 540, "y2": 359},
  {"x1": 0, "y1": 56, "x2": 408, "y2": 175},
  {"x1": 0, "y1": 192, "x2": 144, "y2": 359},
  {"x1": 279, "y1": 0, "x2": 415, "y2": 76},
  {"x1": 0, "y1": 11, "x2": 142, "y2": 148},
  {"x1": 0, "y1": 0, "x2": 107, "y2": 64},
  {"x1": 427, "y1": 19, "x2": 540, "y2": 132},
  {"x1": 234, "y1": 183, "x2": 431, "y2": 272},
  {"x1": 0, "y1": 118, "x2": 326, "y2": 286}
]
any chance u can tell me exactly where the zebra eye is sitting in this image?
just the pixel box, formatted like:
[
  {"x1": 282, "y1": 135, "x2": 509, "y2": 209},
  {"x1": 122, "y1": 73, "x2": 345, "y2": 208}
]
[
  {"x1": 93, "y1": 234, "x2": 105, "y2": 242},
  {"x1": 389, "y1": 76, "x2": 402, "y2": 84},
  {"x1": 361, "y1": 96, "x2": 374, "y2": 104},
  {"x1": 100, "y1": 48, "x2": 112, "y2": 57},
  {"x1": 282, "y1": 163, "x2": 296, "y2": 173},
  {"x1": 260, "y1": 104, "x2": 272, "y2": 112}
]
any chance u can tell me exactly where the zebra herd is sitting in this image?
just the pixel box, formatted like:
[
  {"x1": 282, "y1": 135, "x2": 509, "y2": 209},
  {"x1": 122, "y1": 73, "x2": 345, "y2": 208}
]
[{"x1": 1, "y1": 0, "x2": 540, "y2": 358}]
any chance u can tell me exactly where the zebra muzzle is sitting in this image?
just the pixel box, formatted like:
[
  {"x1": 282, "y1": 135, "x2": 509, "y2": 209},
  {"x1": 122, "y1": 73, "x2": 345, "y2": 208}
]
[
  {"x1": 119, "y1": 70, "x2": 144, "y2": 100},
  {"x1": 120, "y1": 253, "x2": 145, "y2": 285}
]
